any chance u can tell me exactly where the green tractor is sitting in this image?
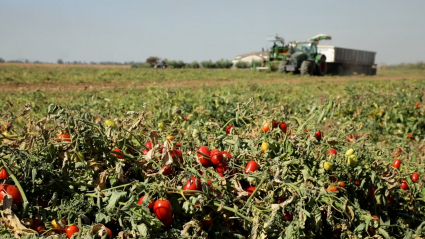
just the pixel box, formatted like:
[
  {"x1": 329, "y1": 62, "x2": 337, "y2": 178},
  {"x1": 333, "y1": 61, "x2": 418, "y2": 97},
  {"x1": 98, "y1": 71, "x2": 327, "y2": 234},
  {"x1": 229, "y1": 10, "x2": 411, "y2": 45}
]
[{"x1": 266, "y1": 34, "x2": 331, "y2": 76}]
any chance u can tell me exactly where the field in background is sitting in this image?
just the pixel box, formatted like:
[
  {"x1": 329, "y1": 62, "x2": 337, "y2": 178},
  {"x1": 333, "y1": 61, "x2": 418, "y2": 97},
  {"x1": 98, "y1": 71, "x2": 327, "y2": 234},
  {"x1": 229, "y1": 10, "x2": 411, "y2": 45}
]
[{"x1": 1, "y1": 63, "x2": 424, "y2": 93}]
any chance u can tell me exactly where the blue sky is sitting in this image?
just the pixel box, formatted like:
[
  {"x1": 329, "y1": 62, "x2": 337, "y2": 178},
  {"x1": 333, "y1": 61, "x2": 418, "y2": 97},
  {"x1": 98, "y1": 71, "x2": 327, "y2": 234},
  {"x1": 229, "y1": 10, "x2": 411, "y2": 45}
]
[{"x1": 0, "y1": 0, "x2": 424, "y2": 65}]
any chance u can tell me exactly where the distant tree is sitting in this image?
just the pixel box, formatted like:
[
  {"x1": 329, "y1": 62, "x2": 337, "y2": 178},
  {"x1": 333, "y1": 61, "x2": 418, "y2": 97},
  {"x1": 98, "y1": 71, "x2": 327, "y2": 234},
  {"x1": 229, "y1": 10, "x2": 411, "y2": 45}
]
[
  {"x1": 146, "y1": 56, "x2": 160, "y2": 66},
  {"x1": 57, "y1": 59, "x2": 64, "y2": 64},
  {"x1": 0, "y1": 58, "x2": 4, "y2": 63},
  {"x1": 186, "y1": 61, "x2": 200, "y2": 69}
]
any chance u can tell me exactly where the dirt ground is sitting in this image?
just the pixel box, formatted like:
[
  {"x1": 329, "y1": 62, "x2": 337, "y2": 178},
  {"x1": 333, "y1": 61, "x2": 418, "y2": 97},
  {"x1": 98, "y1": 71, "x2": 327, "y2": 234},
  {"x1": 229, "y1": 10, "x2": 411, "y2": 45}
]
[{"x1": 0, "y1": 75, "x2": 417, "y2": 93}]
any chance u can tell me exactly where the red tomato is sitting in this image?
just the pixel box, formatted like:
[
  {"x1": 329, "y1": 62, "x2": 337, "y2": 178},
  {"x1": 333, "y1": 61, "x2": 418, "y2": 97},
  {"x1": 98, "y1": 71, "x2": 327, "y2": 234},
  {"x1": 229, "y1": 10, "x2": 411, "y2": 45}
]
[
  {"x1": 226, "y1": 125, "x2": 233, "y2": 134},
  {"x1": 0, "y1": 184, "x2": 22, "y2": 205},
  {"x1": 400, "y1": 180, "x2": 408, "y2": 190},
  {"x1": 105, "y1": 227, "x2": 113, "y2": 238},
  {"x1": 217, "y1": 172, "x2": 224, "y2": 177},
  {"x1": 145, "y1": 142, "x2": 153, "y2": 149},
  {"x1": 276, "y1": 196, "x2": 285, "y2": 203},
  {"x1": 56, "y1": 133, "x2": 71, "y2": 142},
  {"x1": 392, "y1": 148, "x2": 402, "y2": 157},
  {"x1": 153, "y1": 199, "x2": 173, "y2": 221},
  {"x1": 392, "y1": 159, "x2": 401, "y2": 169},
  {"x1": 407, "y1": 133, "x2": 413, "y2": 139},
  {"x1": 261, "y1": 122, "x2": 270, "y2": 133},
  {"x1": 1, "y1": 123, "x2": 11, "y2": 131},
  {"x1": 162, "y1": 216, "x2": 173, "y2": 227},
  {"x1": 162, "y1": 165, "x2": 173, "y2": 175},
  {"x1": 284, "y1": 212, "x2": 293, "y2": 221},
  {"x1": 278, "y1": 122, "x2": 287, "y2": 133},
  {"x1": 201, "y1": 215, "x2": 213, "y2": 227},
  {"x1": 372, "y1": 215, "x2": 380, "y2": 226},
  {"x1": 142, "y1": 149, "x2": 149, "y2": 155},
  {"x1": 197, "y1": 146, "x2": 211, "y2": 167},
  {"x1": 65, "y1": 225, "x2": 79, "y2": 239},
  {"x1": 315, "y1": 131, "x2": 322, "y2": 141},
  {"x1": 415, "y1": 102, "x2": 420, "y2": 107},
  {"x1": 355, "y1": 180, "x2": 360, "y2": 185},
  {"x1": 368, "y1": 227, "x2": 376, "y2": 236},
  {"x1": 216, "y1": 162, "x2": 229, "y2": 173},
  {"x1": 111, "y1": 148, "x2": 124, "y2": 159},
  {"x1": 183, "y1": 116, "x2": 188, "y2": 121},
  {"x1": 412, "y1": 172, "x2": 419, "y2": 182},
  {"x1": 327, "y1": 148, "x2": 337, "y2": 156},
  {"x1": 170, "y1": 149, "x2": 184, "y2": 163},
  {"x1": 369, "y1": 185, "x2": 375, "y2": 200},
  {"x1": 210, "y1": 152, "x2": 224, "y2": 166},
  {"x1": 244, "y1": 185, "x2": 256, "y2": 195},
  {"x1": 183, "y1": 176, "x2": 202, "y2": 194},
  {"x1": 0, "y1": 168, "x2": 9, "y2": 180},
  {"x1": 387, "y1": 195, "x2": 394, "y2": 204},
  {"x1": 326, "y1": 185, "x2": 338, "y2": 192},
  {"x1": 221, "y1": 151, "x2": 232, "y2": 160},
  {"x1": 272, "y1": 120, "x2": 278, "y2": 129},
  {"x1": 244, "y1": 160, "x2": 258, "y2": 174},
  {"x1": 137, "y1": 196, "x2": 154, "y2": 209}
]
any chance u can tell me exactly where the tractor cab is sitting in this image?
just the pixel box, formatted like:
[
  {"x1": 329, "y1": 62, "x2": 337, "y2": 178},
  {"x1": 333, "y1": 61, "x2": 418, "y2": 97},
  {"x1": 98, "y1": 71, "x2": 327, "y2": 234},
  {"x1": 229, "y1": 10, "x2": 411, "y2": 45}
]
[{"x1": 294, "y1": 42, "x2": 317, "y2": 57}]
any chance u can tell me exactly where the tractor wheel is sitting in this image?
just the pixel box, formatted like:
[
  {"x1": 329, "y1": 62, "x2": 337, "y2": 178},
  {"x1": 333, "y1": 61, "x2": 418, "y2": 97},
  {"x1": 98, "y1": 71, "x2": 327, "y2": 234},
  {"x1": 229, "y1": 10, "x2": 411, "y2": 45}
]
[
  {"x1": 316, "y1": 56, "x2": 327, "y2": 76},
  {"x1": 300, "y1": 61, "x2": 313, "y2": 76},
  {"x1": 278, "y1": 61, "x2": 287, "y2": 74}
]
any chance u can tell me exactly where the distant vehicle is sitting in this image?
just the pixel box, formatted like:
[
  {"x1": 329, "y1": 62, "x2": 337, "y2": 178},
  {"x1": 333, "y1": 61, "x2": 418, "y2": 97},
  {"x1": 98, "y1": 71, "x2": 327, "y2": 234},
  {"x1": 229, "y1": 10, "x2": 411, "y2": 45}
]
[
  {"x1": 256, "y1": 34, "x2": 377, "y2": 76},
  {"x1": 154, "y1": 60, "x2": 167, "y2": 69}
]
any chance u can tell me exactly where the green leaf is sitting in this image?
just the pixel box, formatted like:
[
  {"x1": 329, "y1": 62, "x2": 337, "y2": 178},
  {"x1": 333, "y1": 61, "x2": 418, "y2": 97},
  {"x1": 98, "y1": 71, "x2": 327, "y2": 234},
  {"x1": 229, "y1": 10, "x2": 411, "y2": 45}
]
[
  {"x1": 355, "y1": 223, "x2": 365, "y2": 232},
  {"x1": 137, "y1": 223, "x2": 148, "y2": 237},
  {"x1": 105, "y1": 191, "x2": 127, "y2": 211}
]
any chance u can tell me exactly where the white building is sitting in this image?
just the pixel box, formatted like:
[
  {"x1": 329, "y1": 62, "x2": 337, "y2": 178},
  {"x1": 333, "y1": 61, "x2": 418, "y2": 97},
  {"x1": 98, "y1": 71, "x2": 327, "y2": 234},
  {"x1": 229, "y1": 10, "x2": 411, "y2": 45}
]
[{"x1": 232, "y1": 51, "x2": 269, "y2": 65}]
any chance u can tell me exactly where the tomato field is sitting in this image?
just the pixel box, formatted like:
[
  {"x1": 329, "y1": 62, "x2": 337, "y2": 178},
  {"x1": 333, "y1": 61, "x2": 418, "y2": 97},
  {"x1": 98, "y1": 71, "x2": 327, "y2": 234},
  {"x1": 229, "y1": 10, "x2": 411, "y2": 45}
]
[{"x1": 1, "y1": 65, "x2": 425, "y2": 238}]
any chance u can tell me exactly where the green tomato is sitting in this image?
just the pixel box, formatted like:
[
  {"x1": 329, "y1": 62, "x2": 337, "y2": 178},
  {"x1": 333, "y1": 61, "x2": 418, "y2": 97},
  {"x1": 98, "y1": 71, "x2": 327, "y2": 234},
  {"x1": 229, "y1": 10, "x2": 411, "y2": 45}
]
[
  {"x1": 72, "y1": 152, "x2": 85, "y2": 162},
  {"x1": 345, "y1": 148, "x2": 354, "y2": 156},
  {"x1": 347, "y1": 155, "x2": 358, "y2": 167},
  {"x1": 158, "y1": 122, "x2": 165, "y2": 130},
  {"x1": 104, "y1": 119, "x2": 116, "y2": 128},
  {"x1": 323, "y1": 162, "x2": 333, "y2": 170}
]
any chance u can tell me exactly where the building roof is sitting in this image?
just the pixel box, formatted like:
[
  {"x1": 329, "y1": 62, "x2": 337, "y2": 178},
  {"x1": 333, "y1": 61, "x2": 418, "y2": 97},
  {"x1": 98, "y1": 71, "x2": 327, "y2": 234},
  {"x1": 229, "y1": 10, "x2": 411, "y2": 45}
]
[{"x1": 235, "y1": 51, "x2": 269, "y2": 59}]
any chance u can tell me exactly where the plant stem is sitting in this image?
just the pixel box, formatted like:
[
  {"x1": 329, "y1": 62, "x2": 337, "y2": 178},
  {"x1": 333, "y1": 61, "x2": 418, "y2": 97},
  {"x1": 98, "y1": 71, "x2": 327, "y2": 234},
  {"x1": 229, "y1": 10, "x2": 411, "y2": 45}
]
[
  {"x1": 213, "y1": 201, "x2": 253, "y2": 222},
  {"x1": 1, "y1": 159, "x2": 29, "y2": 217}
]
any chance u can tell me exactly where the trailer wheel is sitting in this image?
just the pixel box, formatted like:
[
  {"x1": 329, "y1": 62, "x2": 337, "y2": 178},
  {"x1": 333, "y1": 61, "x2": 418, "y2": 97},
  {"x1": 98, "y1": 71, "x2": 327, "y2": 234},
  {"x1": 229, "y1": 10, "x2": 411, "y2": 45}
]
[
  {"x1": 278, "y1": 61, "x2": 287, "y2": 74},
  {"x1": 300, "y1": 61, "x2": 313, "y2": 76},
  {"x1": 316, "y1": 56, "x2": 327, "y2": 76}
]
